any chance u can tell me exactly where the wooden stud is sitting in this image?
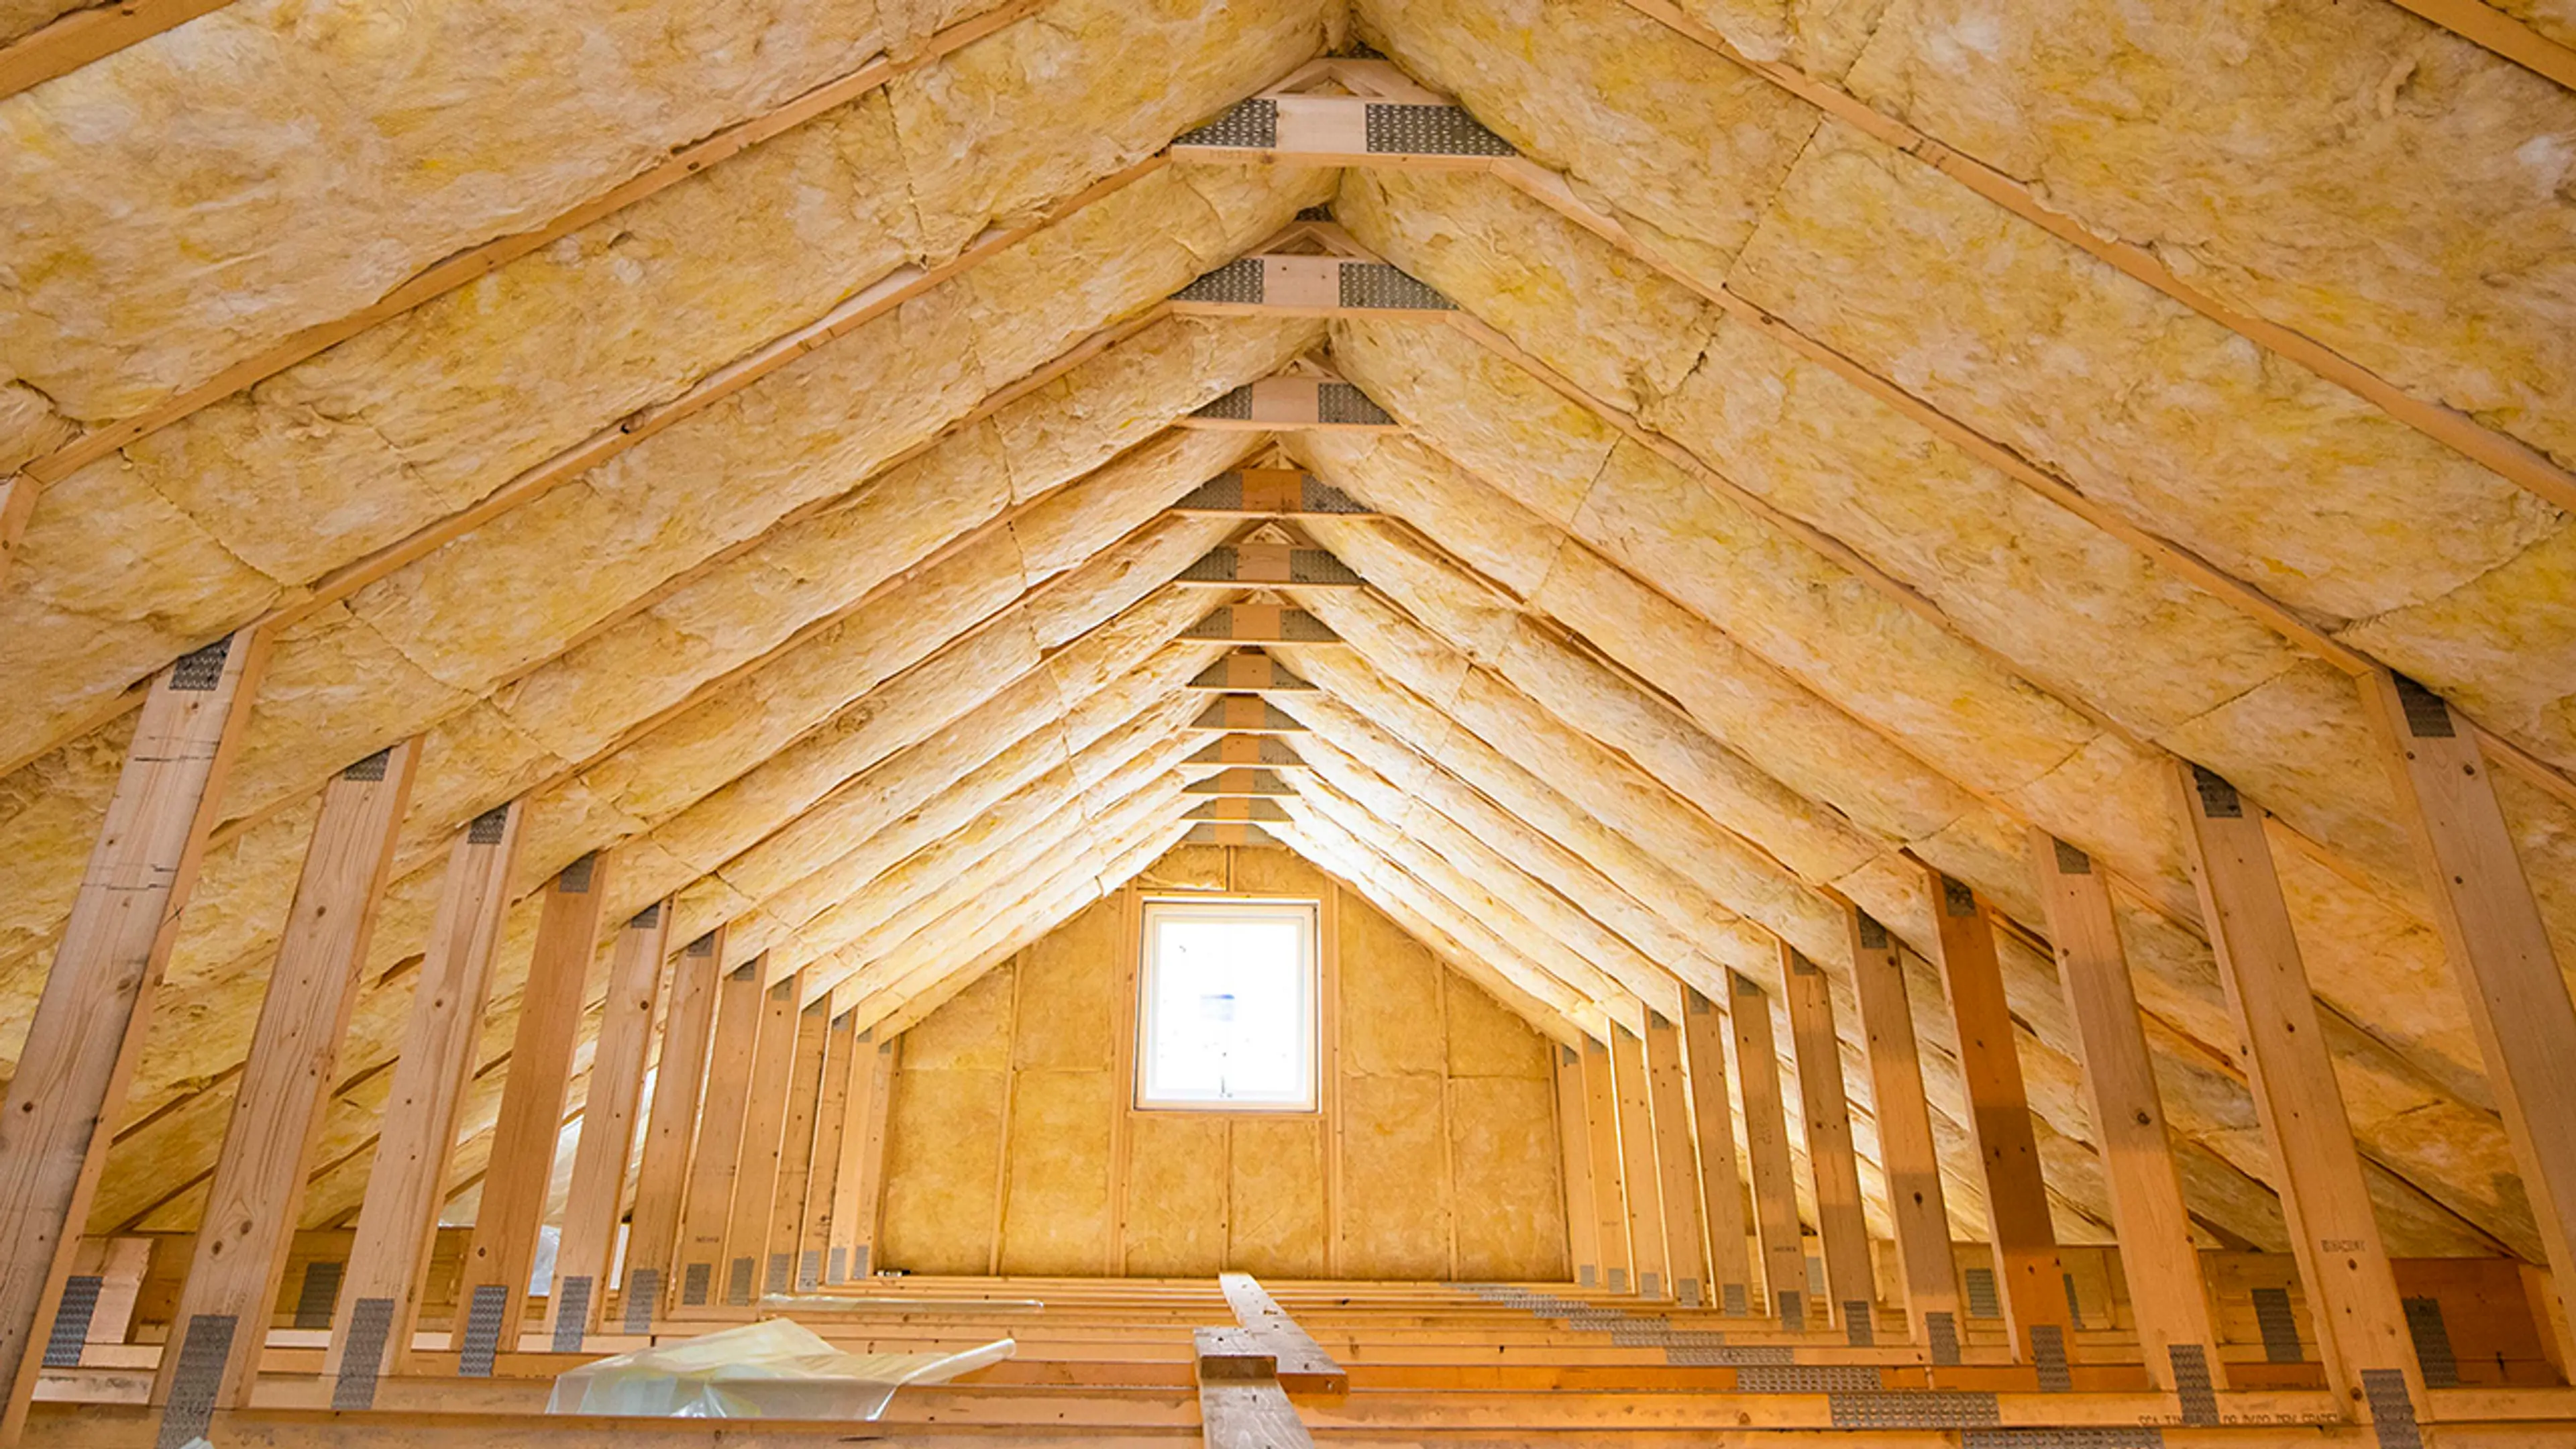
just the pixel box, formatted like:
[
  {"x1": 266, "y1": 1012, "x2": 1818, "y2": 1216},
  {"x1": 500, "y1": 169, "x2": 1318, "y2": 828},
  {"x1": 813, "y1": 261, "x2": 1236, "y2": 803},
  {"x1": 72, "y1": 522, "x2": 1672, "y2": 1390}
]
[
  {"x1": 322, "y1": 799, "x2": 526, "y2": 1401},
  {"x1": 2174, "y1": 761, "x2": 2430, "y2": 1420},
  {"x1": 671, "y1": 954, "x2": 767, "y2": 1309},
  {"x1": 1552, "y1": 1046, "x2": 1603, "y2": 1289},
  {"x1": 2361, "y1": 671, "x2": 2576, "y2": 1367},
  {"x1": 1577, "y1": 1040, "x2": 1633, "y2": 1294},
  {"x1": 1780, "y1": 946, "x2": 1875, "y2": 1339},
  {"x1": 795, "y1": 1011, "x2": 859, "y2": 1291},
  {"x1": 1641, "y1": 1011, "x2": 1710, "y2": 1308},
  {"x1": 453, "y1": 853, "x2": 613, "y2": 1354},
  {"x1": 762, "y1": 999, "x2": 836, "y2": 1294},
  {"x1": 1106, "y1": 885, "x2": 1143, "y2": 1276},
  {"x1": 619, "y1": 927, "x2": 724, "y2": 1321},
  {"x1": 1679, "y1": 988, "x2": 1756, "y2": 1315},
  {"x1": 1318, "y1": 881, "x2": 1345, "y2": 1281},
  {"x1": 2028, "y1": 830, "x2": 2224, "y2": 1391},
  {"x1": 825, "y1": 1034, "x2": 896, "y2": 1283},
  {"x1": 1727, "y1": 972, "x2": 1808, "y2": 1331},
  {"x1": 1607, "y1": 1026, "x2": 1670, "y2": 1299},
  {"x1": 719, "y1": 971, "x2": 806, "y2": 1304},
  {"x1": 1841, "y1": 906, "x2": 1964, "y2": 1357},
  {"x1": 146, "y1": 739, "x2": 417, "y2": 1435},
  {"x1": 1922, "y1": 867, "x2": 2075, "y2": 1366},
  {"x1": 545, "y1": 900, "x2": 671, "y2": 1346},
  {"x1": 0, "y1": 635, "x2": 266, "y2": 1440}
]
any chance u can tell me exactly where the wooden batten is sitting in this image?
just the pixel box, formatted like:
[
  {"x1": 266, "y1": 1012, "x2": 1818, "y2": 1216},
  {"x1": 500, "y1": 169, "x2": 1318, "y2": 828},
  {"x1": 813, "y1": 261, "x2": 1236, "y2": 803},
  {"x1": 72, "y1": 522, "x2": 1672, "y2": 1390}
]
[
  {"x1": 1181, "y1": 604, "x2": 1341, "y2": 645},
  {"x1": 453, "y1": 853, "x2": 614, "y2": 1366},
  {"x1": 546, "y1": 899, "x2": 672, "y2": 1348},
  {"x1": 1183, "y1": 767, "x2": 1298, "y2": 798},
  {"x1": 1840, "y1": 906, "x2": 1962, "y2": 1358},
  {"x1": 672, "y1": 955, "x2": 768, "y2": 1310},
  {"x1": 1179, "y1": 822, "x2": 1283, "y2": 848},
  {"x1": 1188, "y1": 695, "x2": 1305, "y2": 734},
  {"x1": 1641, "y1": 1012, "x2": 1709, "y2": 1309},
  {"x1": 1182, "y1": 798, "x2": 1292, "y2": 824},
  {"x1": 619, "y1": 926, "x2": 725, "y2": 1325},
  {"x1": 1780, "y1": 947, "x2": 1875, "y2": 1342},
  {"x1": 0, "y1": 635, "x2": 266, "y2": 1439},
  {"x1": 719, "y1": 971, "x2": 808, "y2": 1305},
  {"x1": 1679, "y1": 989, "x2": 1756, "y2": 1316},
  {"x1": 1185, "y1": 653, "x2": 1317, "y2": 692},
  {"x1": 1578, "y1": 1039, "x2": 1633, "y2": 1294},
  {"x1": 323, "y1": 798, "x2": 526, "y2": 1404},
  {"x1": 148, "y1": 739, "x2": 419, "y2": 1440},
  {"x1": 1177, "y1": 376, "x2": 1400, "y2": 432},
  {"x1": 1727, "y1": 972, "x2": 1807, "y2": 1331},
  {"x1": 1171, "y1": 468, "x2": 1375, "y2": 519},
  {"x1": 2174, "y1": 761, "x2": 2430, "y2": 1422},
  {"x1": 1922, "y1": 868, "x2": 2074, "y2": 1371}
]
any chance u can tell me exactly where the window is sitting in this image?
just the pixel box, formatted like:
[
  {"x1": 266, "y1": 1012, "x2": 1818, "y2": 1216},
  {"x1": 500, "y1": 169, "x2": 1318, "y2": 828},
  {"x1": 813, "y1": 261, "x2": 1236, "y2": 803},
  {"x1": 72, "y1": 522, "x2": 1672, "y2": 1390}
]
[{"x1": 1136, "y1": 898, "x2": 1319, "y2": 1111}]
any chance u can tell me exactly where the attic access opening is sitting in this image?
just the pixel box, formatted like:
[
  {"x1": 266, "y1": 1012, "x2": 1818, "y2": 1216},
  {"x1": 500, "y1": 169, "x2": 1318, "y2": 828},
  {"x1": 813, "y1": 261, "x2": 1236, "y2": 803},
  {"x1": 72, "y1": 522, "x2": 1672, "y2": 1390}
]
[{"x1": 1134, "y1": 898, "x2": 1320, "y2": 1112}]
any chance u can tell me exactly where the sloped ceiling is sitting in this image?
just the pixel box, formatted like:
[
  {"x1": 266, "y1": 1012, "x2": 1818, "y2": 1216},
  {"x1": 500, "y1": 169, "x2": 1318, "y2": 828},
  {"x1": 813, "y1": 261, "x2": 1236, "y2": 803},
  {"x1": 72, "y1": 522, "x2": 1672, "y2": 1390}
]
[{"x1": 1, "y1": 0, "x2": 2573, "y2": 1263}]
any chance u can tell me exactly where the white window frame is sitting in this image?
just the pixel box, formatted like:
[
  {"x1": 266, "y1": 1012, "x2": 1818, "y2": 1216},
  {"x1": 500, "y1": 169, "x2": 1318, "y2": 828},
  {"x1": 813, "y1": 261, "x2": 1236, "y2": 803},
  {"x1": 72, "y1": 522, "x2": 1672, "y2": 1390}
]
[{"x1": 1134, "y1": 897, "x2": 1321, "y2": 1113}]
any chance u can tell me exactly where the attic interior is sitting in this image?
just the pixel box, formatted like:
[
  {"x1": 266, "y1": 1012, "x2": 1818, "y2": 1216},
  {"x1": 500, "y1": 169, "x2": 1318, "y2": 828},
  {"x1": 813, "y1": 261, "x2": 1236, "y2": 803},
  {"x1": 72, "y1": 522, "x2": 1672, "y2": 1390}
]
[{"x1": 3, "y1": 0, "x2": 2576, "y2": 1443}]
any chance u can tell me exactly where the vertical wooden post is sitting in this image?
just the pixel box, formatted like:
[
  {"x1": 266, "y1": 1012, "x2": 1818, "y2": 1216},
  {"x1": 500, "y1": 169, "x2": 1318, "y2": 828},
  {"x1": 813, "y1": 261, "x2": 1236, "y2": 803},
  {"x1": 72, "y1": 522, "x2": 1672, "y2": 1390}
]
[
  {"x1": 621, "y1": 928, "x2": 724, "y2": 1327},
  {"x1": 545, "y1": 899, "x2": 671, "y2": 1349},
  {"x1": 323, "y1": 800, "x2": 526, "y2": 1407},
  {"x1": 673, "y1": 953, "x2": 765, "y2": 1310},
  {"x1": 0, "y1": 635, "x2": 266, "y2": 1441},
  {"x1": 1680, "y1": 988, "x2": 1756, "y2": 1316},
  {"x1": 2362, "y1": 671, "x2": 2576, "y2": 1366},
  {"x1": 719, "y1": 969, "x2": 803, "y2": 1306},
  {"x1": 2028, "y1": 830, "x2": 2224, "y2": 1395},
  {"x1": 1923, "y1": 867, "x2": 2074, "y2": 1375},
  {"x1": 453, "y1": 853, "x2": 612, "y2": 1371},
  {"x1": 1729, "y1": 972, "x2": 1807, "y2": 1330},
  {"x1": 1642, "y1": 1010, "x2": 1709, "y2": 1307},
  {"x1": 795, "y1": 1012, "x2": 858, "y2": 1292},
  {"x1": 2174, "y1": 761, "x2": 2428, "y2": 1426},
  {"x1": 1552, "y1": 1045, "x2": 1603, "y2": 1288},
  {"x1": 148, "y1": 740, "x2": 417, "y2": 1442},
  {"x1": 1843, "y1": 906, "x2": 1964, "y2": 1361},
  {"x1": 761, "y1": 998, "x2": 833, "y2": 1295},
  {"x1": 1780, "y1": 945, "x2": 1876, "y2": 1343},
  {"x1": 1578, "y1": 1038, "x2": 1633, "y2": 1293},
  {"x1": 1609, "y1": 1026, "x2": 1670, "y2": 1299},
  {"x1": 826, "y1": 1034, "x2": 896, "y2": 1283}
]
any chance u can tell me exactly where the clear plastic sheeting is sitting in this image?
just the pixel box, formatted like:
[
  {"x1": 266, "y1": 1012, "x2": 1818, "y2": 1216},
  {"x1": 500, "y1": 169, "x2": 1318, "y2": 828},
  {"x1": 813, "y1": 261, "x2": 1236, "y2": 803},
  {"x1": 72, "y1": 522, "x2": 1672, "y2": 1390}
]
[{"x1": 546, "y1": 1318, "x2": 1014, "y2": 1420}]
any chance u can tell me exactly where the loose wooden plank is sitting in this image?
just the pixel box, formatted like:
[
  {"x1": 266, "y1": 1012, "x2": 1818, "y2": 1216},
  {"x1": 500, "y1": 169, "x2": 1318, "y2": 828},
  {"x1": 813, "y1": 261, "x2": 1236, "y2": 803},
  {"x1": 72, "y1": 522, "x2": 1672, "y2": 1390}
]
[
  {"x1": 720, "y1": 973, "x2": 807, "y2": 1303},
  {"x1": 0, "y1": 635, "x2": 266, "y2": 1441},
  {"x1": 1841, "y1": 906, "x2": 1963, "y2": 1356},
  {"x1": 1678, "y1": 989, "x2": 1755, "y2": 1316},
  {"x1": 1779, "y1": 946, "x2": 1874, "y2": 1340},
  {"x1": 322, "y1": 800, "x2": 525, "y2": 1401},
  {"x1": 2028, "y1": 830, "x2": 2225, "y2": 1391},
  {"x1": 1197, "y1": 1377, "x2": 1316, "y2": 1448},
  {"x1": 619, "y1": 927, "x2": 724, "y2": 1321},
  {"x1": 545, "y1": 900, "x2": 672, "y2": 1346},
  {"x1": 672, "y1": 957, "x2": 767, "y2": 1309},
  {"x1": 2175, "y1": 761, "x2": 2430, "y2": 1417},
  {"x1": 1727, "y1": 972, "x2": 1807, "y2": 1330},
  {"x1": 1551, "y1": 1046, "x2": 1603, "y2": 1289},
  {"x1": 146, "y1": 739, "x2": 417, "y2": 1437},
  {"x1": 761, "y1": 999, "x2": 835, "y2": 1294},
  {"x1": 1576, "y1": 1039, "x2": 1633, "y2": 1295},
  {"x1": 1218, "y1": 1275, "x2": 1346, "y2": 1395},
  {"x1": 1640, "y1": 1015, "x2": 1707, "y2": 1307},
  {"x1": 453, "y1": 854, "x2": 613, "y2": 1358}
]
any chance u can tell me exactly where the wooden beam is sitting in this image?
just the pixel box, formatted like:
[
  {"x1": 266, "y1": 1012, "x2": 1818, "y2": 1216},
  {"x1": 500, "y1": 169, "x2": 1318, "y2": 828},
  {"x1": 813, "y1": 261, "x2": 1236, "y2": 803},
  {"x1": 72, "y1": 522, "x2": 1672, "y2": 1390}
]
[
  {"x1": 1187, "y1": 736, "x2": 1309, "y2": 770},
  {"x1": 1608, "y1": 1026, "x2": 1670, "y2": 1300},
  {"x1": 1182, "y1": 798, "x2": 1292, "y2": 824},
  {"x1": 672, "y1": 954, "x2": 766, "y2": 1310},
  {"x1": 1189, "y1": 696, "x2": 1306, "y2": 733},
  {"x1": 0, "y1": 633, "x2": 264, "y2": 1443},
  {"x1": 453, "y1": 853, "x2": 612, "y2": 1369},
  {"x1": 1171, "y1": 253, "x2": 1458, "y2": 317},
  {"x1": 1218, "y1": 1274, "x2": 1346, "y2": 1395},
  {"x1": 321, "y1": 799, "x2": 525, "y2": 1407},
  {"x1": 1641, "y1": 1010, "x2": 1710, "y2": 1309},
  {"x1": 2027, "y1": 829, "x2": 2226, "y2": 1393},
  {"x1": 1841, "y1": 907, "x2": 1963, "y2": 1360},
  {"x1": 2174, "y1": 761, "x2": 2430, "y2": 1426},
  {"x1": 1923, "y1": 868, "x2": 2074, "y2": 1373},
  {"x1": 1177, "y1": 376, "x2": 1400, "y2": 433},
  {"x1": 1182, "y1": 605, "x2": 1341, "y2": 645},
  {"x1": 618, "y1": 927, "x2": 723, "y2": 1326},
  {"x1": 1780, "y1": 946, "x2": 1876, "y2": 1342},
  {"x1": 1171, "y1": 468, "x2": 1375, "y2": 519},
  {"x1": 762, "y1": 998, "x2": 835, "y2": 1294},
  {"x1": 1179, "y1": 543, "x2": 1364, "y2": 589},
  {"x1": 1577, "y1": 1039, "x2": 1633, "y2": 1294},
  {"x1": 718, "y1": 969, "x2": 805, "y2": 1305},
  {"x1": 1183, "y1": 768, "x2": 1299, "y2": 798},
  {"x1": 1678, "y1": 989, "x2": 1756, "y2": 1316},
  {"x1": 2361, "y1": 672, "x2": 2576, "y2": 1367},
  {"x1": 794, "y1": 1011, "x2": 859, "y2": 1291},
  {"x1": 1727, "y1": 972, "x2": 1807, "y2": 1331},
  {"x1": 146, "y1": 739, "x2": 417, "y2": 1445},
  {"x1": 826, "y1": 1032, "x2": 895, "y2": 1282},
  {"x1": 1173, "y1": 91, "x2": 1515, "y2": 168},
  {"x1": 1179, "y1": 822, "x2": 1283, "y2": 849},
  {"x1": 1186, "y1": 653, "x2": 1318, "y2": 692},
  {"x1": 1552, "y1": 1046, "x2": 1603, "y2": 1289},
  {"x1": 545, "y1": 899, "x2": 670, "y2": 1350}
]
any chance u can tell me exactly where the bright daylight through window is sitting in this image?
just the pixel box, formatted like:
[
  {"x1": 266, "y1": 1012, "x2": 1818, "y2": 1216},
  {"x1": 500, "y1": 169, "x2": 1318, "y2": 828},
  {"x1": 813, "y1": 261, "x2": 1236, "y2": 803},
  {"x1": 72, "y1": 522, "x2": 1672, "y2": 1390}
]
[{"x1": 1136, "y1": 899, "x2": 1318, "y2": 1111}]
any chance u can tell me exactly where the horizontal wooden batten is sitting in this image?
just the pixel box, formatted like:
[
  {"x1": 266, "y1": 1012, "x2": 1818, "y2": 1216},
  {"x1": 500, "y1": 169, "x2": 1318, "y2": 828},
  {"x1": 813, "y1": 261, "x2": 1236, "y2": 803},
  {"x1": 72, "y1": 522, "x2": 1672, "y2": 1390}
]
[
  {"x1": 1187, "y1": 653, "x2": 1316, "y2": 692},
  {"x1": 1182, "y1": 605, "x2": 1340, "y2": 643},
  {"x1": 1179, "y1": 822, "x2": 1284, "y2": 849},
  {"x1": 1171, "y1": 254, "x2": 1456, "y2": 317},
  {"x1": 1188, "y1": 696, "x2": 1305, "y2": 733},
  {"x1": 1183, "y1": 769, "x2": 1298, "y2": 798},
  {"x1": 1182, "y1": 798, "x2": 1291, "y2": 824},
  {"x1": 1177, "y1": 376, "x2": 1398, "y2": 431},
  {"x1": 1172, "y1": 469, "x2": 1374, "y2": 518},
  {"x1": 1179, "y1": 543, "x2": 1364, "y2": 588},
  {"x1": 1172, "y1": 93, "x2": 1516, "y2": 168},
  {"x1": 1185, "y1": 735, "x2": 1309, "y2": 769}
]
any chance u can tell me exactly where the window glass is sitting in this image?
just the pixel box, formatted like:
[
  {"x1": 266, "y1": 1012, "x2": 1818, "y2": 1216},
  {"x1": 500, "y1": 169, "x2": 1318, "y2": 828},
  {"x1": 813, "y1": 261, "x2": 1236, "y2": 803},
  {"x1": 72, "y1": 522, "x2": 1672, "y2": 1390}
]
[{"x1": 1137, "y1": 899, "x2": 1318, "y2": 1110}]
